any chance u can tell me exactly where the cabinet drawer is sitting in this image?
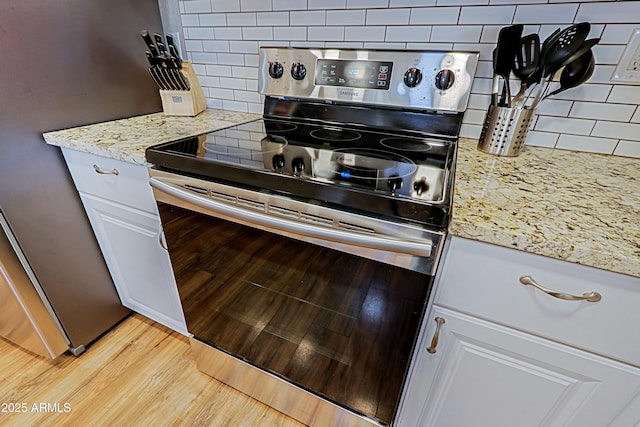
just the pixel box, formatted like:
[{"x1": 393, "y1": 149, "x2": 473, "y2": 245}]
[
  {"x1": 62, "y1": 148, "x2": 158, "y2": 214},
  {"x1": 435, "y1": 237, "x2": 640, "y2": 366}
]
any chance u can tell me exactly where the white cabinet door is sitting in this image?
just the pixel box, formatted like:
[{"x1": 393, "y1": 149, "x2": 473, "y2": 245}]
[
  {"x1": 399, "y1": 306, "x2": 640, "y2": 427},
  {"x1": 80, "y1": 193, "x2": 187, "y2": 334}
]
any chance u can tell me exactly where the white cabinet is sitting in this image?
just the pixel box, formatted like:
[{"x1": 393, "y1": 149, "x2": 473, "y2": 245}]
[
  {"x1": 61, "y1": 148, "x2": 187, "y2": 335},
  {"x1": 397, "y1": 237, "x2": 640, "y2": 427}
]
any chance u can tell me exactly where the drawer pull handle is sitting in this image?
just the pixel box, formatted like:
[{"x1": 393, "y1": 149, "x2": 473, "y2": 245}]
[
  {"x1": 93, "y1": 164, "x2": 119, "y2": 175},
  {"x1": 519, "y1": 276, "x2": 602, "y2": 302},
  {"x1": 427, "y1": 316, "x2": 446, "y2": 354}
]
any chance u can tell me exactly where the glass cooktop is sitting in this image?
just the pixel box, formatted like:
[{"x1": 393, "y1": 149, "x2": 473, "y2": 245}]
[{"x1": 146, "y1": 118, "x2": 457, "y2": 227}]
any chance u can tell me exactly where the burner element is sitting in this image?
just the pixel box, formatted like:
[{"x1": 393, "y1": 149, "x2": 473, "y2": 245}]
[
  {"x1": 266, "y1": 121, "x2": 297, "y2": 133},
  {"x1": 310, "y1": 127, "x2": 361, "y2": 142},
  {"x1": 331, "y1": 148, "x2": 417, "y2": 180},
  {"x1": 380, "y1": 137, "x2": 435, "y2": 152}
]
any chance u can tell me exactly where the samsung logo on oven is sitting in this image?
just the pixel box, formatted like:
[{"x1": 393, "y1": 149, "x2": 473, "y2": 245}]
[{"x1": 339, "y1": 89, "x2": 359, "y2": 97}]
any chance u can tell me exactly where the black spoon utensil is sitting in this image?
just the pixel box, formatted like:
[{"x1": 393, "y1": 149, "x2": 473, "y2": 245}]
[{"x1": 542, "y1": 48, "x2": 595, "y2": 100}]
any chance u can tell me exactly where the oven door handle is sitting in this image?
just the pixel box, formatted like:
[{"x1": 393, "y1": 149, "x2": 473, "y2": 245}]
[{"x1": 150, "y1": 177, "x2": 433, "y2": 258}]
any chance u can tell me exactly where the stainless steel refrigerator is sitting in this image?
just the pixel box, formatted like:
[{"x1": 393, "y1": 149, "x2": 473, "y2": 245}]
[{"x1": 0, "y1": 0, "x2": 165, "y2": 358}]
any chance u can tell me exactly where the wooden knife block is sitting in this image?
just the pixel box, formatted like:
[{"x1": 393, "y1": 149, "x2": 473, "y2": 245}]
[{"x1": 159, "y1": 61, "x2": 207, "y2": 117}]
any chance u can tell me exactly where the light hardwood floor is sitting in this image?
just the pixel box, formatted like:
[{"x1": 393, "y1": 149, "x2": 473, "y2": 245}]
[{"x1": 0, "y1": 314, "x2": 305, "y2": 427}]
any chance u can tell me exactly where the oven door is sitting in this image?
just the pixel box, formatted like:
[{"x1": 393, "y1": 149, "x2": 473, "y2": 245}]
[{"x1": 149, "y1": 168, "x2": 443, "y2": 425}]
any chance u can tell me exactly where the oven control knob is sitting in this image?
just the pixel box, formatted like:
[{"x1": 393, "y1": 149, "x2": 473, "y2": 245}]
[
  {"x1": 292, "y1": 157, "x2": 305, "y2": 174},
  {"x1": 403, "y1": 67, "x2": 423, "y2": 88},
  {"x1": 435, "y1": 69, "x2": 455, "y2": 90},
  {"x1": 413, "y1": 180, "x2": 429, "y2": 196},
  {"x1": 268, "y1": 61, "x2": 284, "y2": 79},
  {"x1": 272, "y1": 154, "x2": 285, "y2": 170},
  {"x1": 387, "y1": 175, "x2": 403, "y2": 193},
  {"x1": 291, "y1": 62, "x2": 307, "y2": 80}
]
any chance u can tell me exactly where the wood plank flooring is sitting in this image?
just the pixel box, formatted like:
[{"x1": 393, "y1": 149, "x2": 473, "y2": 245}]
[{"x1": 0, "y1": 314, "x2": 305, "y2": 427}]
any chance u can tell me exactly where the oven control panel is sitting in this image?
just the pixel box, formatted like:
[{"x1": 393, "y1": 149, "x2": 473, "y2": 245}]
[{"x1": 259, "y1": 47, "x2": 479, "y2": 112}]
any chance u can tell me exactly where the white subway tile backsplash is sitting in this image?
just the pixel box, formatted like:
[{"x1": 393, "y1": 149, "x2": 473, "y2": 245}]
[
  {"x1": 274, "y1": 27, "x2": 307, "y2": 40},
  {"x1": 199, "y1": 13, "x2": 227, "y2": 26},
  {"x1": 556, "y1": 134, "x2": 618, "y2": 154},
  {"x1": 234, "y1": 90, "x2": 262, "y2": 103},
  {"x1": 203, "y1": 40, "x2": 230, "y2": 52},
  {"x1": 257, "y1": 12, "x2": 289, "y2": 26},
  {"x1": 459, "y1": 123, "x2": 482, "y2": 139},
  {"x1": 272, "y1": 0, "x2": 308, "y2": 11},
  {"x1": 190, "y1": 52, "x2": 218, "y2": 64},
  {"x1": 349, "y1": 0, "x2": 389, "y2": 8},
  {"x1": 549, "y1": 83, "x2": 611, "y2": 103},
  {"x1": 391, "y1": 0, "x2": 435, "y2": 6},
  {"x1": 345, "y1": 26, "x2": 386, "y2": 41},
  {"x1": 366, "y1": 8, "x2": 411, "y2": 25},
  {"x1": 513, "y1": 4, "x2": 578, "y2": 25},
  {"x1": 232, "y1": 66, "x2": 259, "y2": 79},
  {"x1": 458, "y1": 6, "x2": 515, "y2": 25},
  {"x1": 242, "y1": 27, "x2": 274, "y2": 40},
  {"x1": 600, "y1": 24, "x2": 639, "y2": 45},
  {"x1": 244, "y1": 54, "x2": 259, "y2": 67},
  {"x1": 215, "y1": 27, "x2": 243, "y2": 40},
  {"x1": 410, "y1": 7, "x2": 460, "y2": 25},
  {"x1": 219, "y1": 77, "x2": 246, "y2": 90},
  {"x1": 181, "y1": 14, "x2": 200, "y2": 27},
  {"x1": 187, "y1": 27, "x2": 215, "y2": 39},
  {"x1": 576, "y1": 2, "x2": 640, "y2": 24},
  {"x1": 176, "y1": 1, "x2": 640, "y2": 156},
  {"x1": 205, "y1": 64, "x2": 232, "y2": 76},
  {"x1": 308, "y1": 26, "x2": 345, "y2": 41},
  {"x1": 438, "y1": 0, "x2": 487, "y2": 5},
  {"x1": 462, "y1": 108, "x2": 487, "y2": 125},
  {"x1": 608, "y1": 86, "x2": 640, "y2": 104},
  {"x1": 211, "y1": 0, "x2": 241, "y2": 13},
  {"x1": 185, "y1": 40, "x2": 204, "y2": 51},
  {"x1": 535, "y1": 116, "x2": 595, "y2": 135},
  {"x1": 592, "y1": 121, "x2": 640, "y2": 142},
  {"x1": 229, "y1": 40, "x2": 259, "y2": 53},
  {"x1": 592, "y1": 45, "x2": 625, "y2": 66},
  {"x1": 210, "y1": 87, "x2": 235, "y2": 99},
  {"x1": 614, "y1": 140, "x2": 640, "y2": 158},
  {"x1": 308, "y1": 0, "x2": 347, "y2": 10},
  {"x1": 290, "y1": 10, "x2": 326, "y2": 25},
  {"x1": 222, "y1": 100, "x2": 249, "y2": 111},
  {"x1": 226, "y1": 12, "x2": 257, "y2": 26},
  {"x1": 184, "y1": 0, "x2": 212, "y2": 14},
  {"x1": 524, "y1": 131, "x2": 559, "y2": 148},
  {"x1": 431, "y1": 25, "x2": 482, "y2": 42},
  {"x1": 386, "y1": 26, "x2": 431, "y2": 42},
  {"x1": 570, "y1": 101, "x2": 635, "y2": 122},
  {"x1": 327, "y1": 10, "x2": 366, "y2": 25},
  {"x1": 535, "y1": 99, "x2": 573, "y2": 117},
  {"x1": 217, "y1": 53, "x2": 245, "y2": 65},
  {"x1": 240, "y1": 0, "x2": 272, "y2": 12}
]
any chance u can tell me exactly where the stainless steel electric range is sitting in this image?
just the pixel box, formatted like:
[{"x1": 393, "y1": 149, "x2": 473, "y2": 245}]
[{"x1": 146, "y1": 47, "x2": 478, "y2": 426}]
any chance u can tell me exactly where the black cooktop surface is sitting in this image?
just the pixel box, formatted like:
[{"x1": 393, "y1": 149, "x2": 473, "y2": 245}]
[{"x1": 146, "y1": 118, "x2": 457, "y2": 227}]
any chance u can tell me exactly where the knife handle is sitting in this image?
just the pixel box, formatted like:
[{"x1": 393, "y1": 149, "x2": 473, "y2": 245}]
[{"x1": 141, "y1": 30, "x2": 159, "y2": 58}]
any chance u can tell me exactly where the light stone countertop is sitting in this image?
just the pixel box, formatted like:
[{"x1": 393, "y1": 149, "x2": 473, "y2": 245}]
[
  {"x1": 453, "y1": 138, "x2": 639, "y2": 278},
  {"x1": 42, "y1": 109, "x2": 261, "y2": 165},
  {"x1": 42, "y1": 110, "x2": 640, "y2": 278}
]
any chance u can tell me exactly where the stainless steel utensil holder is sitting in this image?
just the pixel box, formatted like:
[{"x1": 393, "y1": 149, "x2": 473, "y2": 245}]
[{"x1": 478, "y1": 105, "x2": 535, "y2": 157}]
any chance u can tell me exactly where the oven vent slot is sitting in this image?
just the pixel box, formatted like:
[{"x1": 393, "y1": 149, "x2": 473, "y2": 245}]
[
  {"x1": 183, "y1": 184, "x2": 208, "y2": 195},
  {"x1": 300, "y1": 213, "x2": 333, "y2": 226},
  {"x1": 268, "y1": 205, "x2": 299, "y2": 219},
  {"x1": 236, "y1": 197, "x2": 265, "y2": 211},
  {"x1": 208, "y1": 190, "x2": 236, "y2": 203},
  {"x1": 338, "y1": 222, "x2": 375, "y2": 234}
]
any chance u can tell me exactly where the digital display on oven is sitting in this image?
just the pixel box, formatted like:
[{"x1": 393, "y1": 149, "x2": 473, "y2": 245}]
[{"x1": 315, "y1": 59, "x2": 393, "y2": 90}]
